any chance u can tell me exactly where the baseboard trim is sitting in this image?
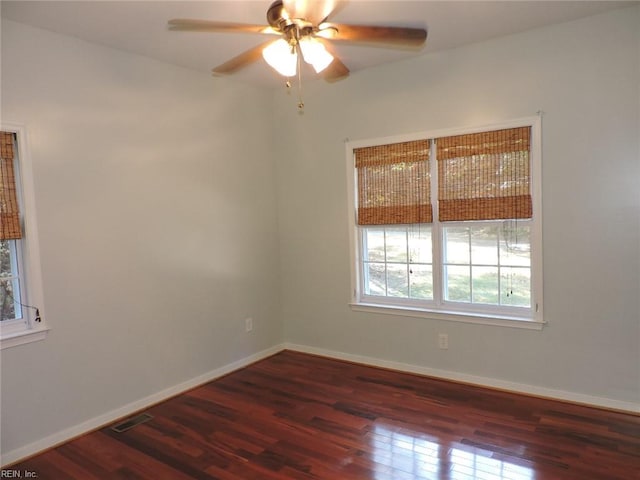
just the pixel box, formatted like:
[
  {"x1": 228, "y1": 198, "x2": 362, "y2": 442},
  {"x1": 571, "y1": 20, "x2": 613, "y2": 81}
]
[
  {"x1": 1, "y1": 344, "x2": 285, "y2": 467},
  {"x1": 283, "y1": 343, "x2": 640, "y2": 414}
]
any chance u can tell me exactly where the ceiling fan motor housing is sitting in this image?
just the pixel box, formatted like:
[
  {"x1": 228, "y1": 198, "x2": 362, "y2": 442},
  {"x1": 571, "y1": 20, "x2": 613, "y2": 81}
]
[
  {"x1": 267, "y1": 0, "x2": 316, "y2": 43},
  {"x1": 267, "y1": 1, "x2": 290, "y2": 30}
]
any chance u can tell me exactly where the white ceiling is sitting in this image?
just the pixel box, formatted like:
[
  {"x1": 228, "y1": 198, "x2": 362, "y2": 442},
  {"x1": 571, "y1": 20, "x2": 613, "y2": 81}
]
[{"x1": 2, "y1": 1, "x2": 636, "y2": 88}]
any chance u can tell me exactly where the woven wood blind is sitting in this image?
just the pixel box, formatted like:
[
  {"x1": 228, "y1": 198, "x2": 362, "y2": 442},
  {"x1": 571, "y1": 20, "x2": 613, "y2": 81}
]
[
  {"x1": 355, "y1": 139, "x2": 432, "y2": 225},
  {"x1": 437, "y1": 127, "x2": 532, "y2": 221},
  {"x1": 0, "y1": 132, "x2": 22, "y2": 240}
]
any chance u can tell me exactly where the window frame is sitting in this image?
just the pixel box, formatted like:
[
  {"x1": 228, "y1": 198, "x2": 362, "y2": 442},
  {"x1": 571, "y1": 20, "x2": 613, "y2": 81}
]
[
  {"x1": 1, "y1": 124, "x2": 48, "y2": 349},
  {"x1": 346, "y1": 117, "x2": 544, "y2": 330}
]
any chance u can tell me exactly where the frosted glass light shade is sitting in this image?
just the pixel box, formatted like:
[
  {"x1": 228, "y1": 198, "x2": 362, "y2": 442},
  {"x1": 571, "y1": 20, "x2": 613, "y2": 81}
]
[
  {"x1": 299, "y1": 37, "x2": 334, "y2": 73},
  {"x1": 262, "y1": 39, "x2": 297, "y2": 77}
]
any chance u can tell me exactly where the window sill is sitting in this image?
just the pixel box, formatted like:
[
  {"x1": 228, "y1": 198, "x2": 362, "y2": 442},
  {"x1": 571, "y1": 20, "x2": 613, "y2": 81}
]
[
  {"x1": 1, "y1": 325, "x2": 50, "y2": 350},
  {"x1": 350, "y1": 302, "x2": 545, "y2": 330}
]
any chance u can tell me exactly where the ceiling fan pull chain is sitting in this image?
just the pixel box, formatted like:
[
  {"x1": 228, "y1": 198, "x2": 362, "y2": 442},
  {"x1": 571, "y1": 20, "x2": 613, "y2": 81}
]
[{"x1": 296, "y1": 44, "x2": 304, "y2": 113}]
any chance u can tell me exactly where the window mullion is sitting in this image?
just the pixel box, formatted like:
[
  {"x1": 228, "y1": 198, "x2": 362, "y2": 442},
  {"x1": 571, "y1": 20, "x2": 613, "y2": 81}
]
[
  {"x1": 383, "y1": 227, "x2": 389, "y2": 296},
  {"x1": 497, "y1": 225, "x2": 503, "y2": 304},
  {"x1": 359, "y1": 227, "x2": 366, "y2": 300},
  {"x1": 430, "y1": 139, "x2": 443, "y2": 306},
  {"x1": 406, "y1": 227, "x2": 411, "y2": 298},
  {"x1": 468, "y1": 228, "x2": 473, "y2": 303}
]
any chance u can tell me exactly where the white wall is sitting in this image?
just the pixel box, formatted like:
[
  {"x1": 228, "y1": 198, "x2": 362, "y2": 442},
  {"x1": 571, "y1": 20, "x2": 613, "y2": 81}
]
[
  {"x1": 0, "y1": 20, "x2": 281, "y2": 456},
  {"x1": 274, "y1": 6, "x2": 640, "y2": 406}
]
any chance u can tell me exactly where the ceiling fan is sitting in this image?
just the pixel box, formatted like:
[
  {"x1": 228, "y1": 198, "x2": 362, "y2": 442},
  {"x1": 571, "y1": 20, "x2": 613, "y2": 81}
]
[{"x1": 168, "y1": 0, "x2": 428, "y2": 82}]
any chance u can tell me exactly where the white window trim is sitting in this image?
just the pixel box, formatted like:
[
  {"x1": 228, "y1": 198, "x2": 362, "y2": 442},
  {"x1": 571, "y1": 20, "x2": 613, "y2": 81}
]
[
  {"x1": 1, "y1": 123, "x2": 49, "y2": 349},
  {"x1": 345, "y1": 116, "x2": 544, "y2": 330}
]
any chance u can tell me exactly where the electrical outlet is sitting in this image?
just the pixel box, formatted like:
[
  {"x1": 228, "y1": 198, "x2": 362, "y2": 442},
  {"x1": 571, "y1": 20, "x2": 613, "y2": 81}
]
[
  {"x1": 438, "y1": 333, "x2": 449, "y2": 350},
  {"x1": 245, "y1": 317, "x2": 253, "y2": 332}
]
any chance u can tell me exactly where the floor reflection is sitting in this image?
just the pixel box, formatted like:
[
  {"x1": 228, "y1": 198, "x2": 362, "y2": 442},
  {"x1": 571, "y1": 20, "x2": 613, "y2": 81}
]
[
  {"x1": 371, "y1": 425, "x2": 441, "y2": 478},
  {"x1": 372, "y1": 425, "x2": 534, "y2": 480},
  {"x1": 449, "y1": 448, "x2": 533, "y2": 480}
]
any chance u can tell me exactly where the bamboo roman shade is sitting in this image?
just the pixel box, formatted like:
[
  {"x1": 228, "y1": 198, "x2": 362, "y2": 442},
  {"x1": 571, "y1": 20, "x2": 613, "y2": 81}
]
[
  {"x1": 436, "y1": 127, "x2": 532, "y2": 221},
  {"x1": 0, "y1": 132, "x2": 22, "y2": 240},
  {"x1": 355, "y1": 139, "x2": 431, "y2": 225}
]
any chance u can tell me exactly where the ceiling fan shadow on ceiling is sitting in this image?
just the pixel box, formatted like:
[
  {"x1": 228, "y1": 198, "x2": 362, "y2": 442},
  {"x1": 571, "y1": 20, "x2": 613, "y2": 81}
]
[{"x1": 168, "y1": 0, "x2": 428, "y2": 95}]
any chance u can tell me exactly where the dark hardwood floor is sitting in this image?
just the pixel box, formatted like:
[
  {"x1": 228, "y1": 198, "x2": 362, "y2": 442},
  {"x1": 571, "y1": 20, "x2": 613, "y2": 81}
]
[{"x1": 7, "y1": 350, "x2": 640, "y2": 479}]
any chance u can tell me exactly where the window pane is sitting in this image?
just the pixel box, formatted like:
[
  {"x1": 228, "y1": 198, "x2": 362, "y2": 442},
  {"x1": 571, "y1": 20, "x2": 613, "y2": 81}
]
[
  {"x1": 0, "y1": 240, "x2": 11, "y2": 278},
  {"x1": 364, "y1": 229, "x2": 385, "y2": 262},
  {"x1": 0, "y1": 240, "x2": 21, "y2": 321},
  {"x1": 472, "y1": 266, "x2": 499, "y2": 304},
  {"x1": 385, "y1": 229, "x2": 407, "y2": 263},
  {"x1": 501, "y1": 267, "x2": 531, "y2": 307},
  {"x1": 364, "y1": 263, "x2": 386, "y2": 296},
  {"x1": 500, "y1": 223, "x2": 531, "y2": 267},
  {"x1": 445, "y1": 265, "x2": 470, "y2": 302},
  {"x1": 470, "y1": 225, "x2": 498, "y2": 265},
  {"x1": 409, "y1": 264, "x2": 433, "y2": 300},
  {"x1": 408, "y1": 227, "x2": 432, "y2": 264},
  {"x1": 387, "y1": 264, "x2": 408, "y2": 298},
  {"x1": 444, "y1": 227, "x2": 470, "y2": 264},
  {"x1": 1, "y1": 278, "x2": 17, "y2": 321}
]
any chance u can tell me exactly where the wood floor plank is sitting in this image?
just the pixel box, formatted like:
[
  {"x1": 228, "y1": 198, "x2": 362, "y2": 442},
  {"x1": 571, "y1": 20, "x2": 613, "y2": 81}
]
[{"x1": 7, "y1": 350, "x2": 639, "y2": 479}]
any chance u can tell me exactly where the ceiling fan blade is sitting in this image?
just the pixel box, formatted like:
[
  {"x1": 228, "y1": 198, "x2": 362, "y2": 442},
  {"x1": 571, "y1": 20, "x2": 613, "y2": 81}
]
[
  {"x1": 316, "y1": 39, "x2": 348, "y2": 82},
  {"x1": 212, "y1": 41, "x2": 274, "y2": 75},
  {"x1": 168, "y1": 19, "x2": 277, "y2": 35},
  {"x1": 283, "y1": 0, "x2": 339, "y2": 25},
  {"x1": 324, "y1": 24, "x2": 427, "y2": 48},
  {"x1": 321, "y1": 57, "x2": 349, "y2": 82}
]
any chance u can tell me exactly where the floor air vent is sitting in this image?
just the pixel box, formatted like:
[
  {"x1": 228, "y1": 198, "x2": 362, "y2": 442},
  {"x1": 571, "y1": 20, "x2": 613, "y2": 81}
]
[{"x1": 110, "y1": 413, "x2": 153, "y2": 433}]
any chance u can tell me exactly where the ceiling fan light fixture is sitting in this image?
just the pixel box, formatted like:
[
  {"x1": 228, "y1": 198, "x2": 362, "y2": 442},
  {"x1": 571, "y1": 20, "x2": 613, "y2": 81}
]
[
  {"x1": 299, "y1": 36, "x2": 334, "y2": 73},
  {"x1": 262, "y1": 38, "x2": 297, "y2": 76}
]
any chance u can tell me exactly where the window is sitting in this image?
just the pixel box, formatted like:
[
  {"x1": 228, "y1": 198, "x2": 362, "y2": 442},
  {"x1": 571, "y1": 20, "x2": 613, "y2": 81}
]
[
  {"x1": 347, "y1": 118, "x2": 543, "y2": 328},
  {"x1": 0, "y1": 127, "x2": 47, "y2": 348}
]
